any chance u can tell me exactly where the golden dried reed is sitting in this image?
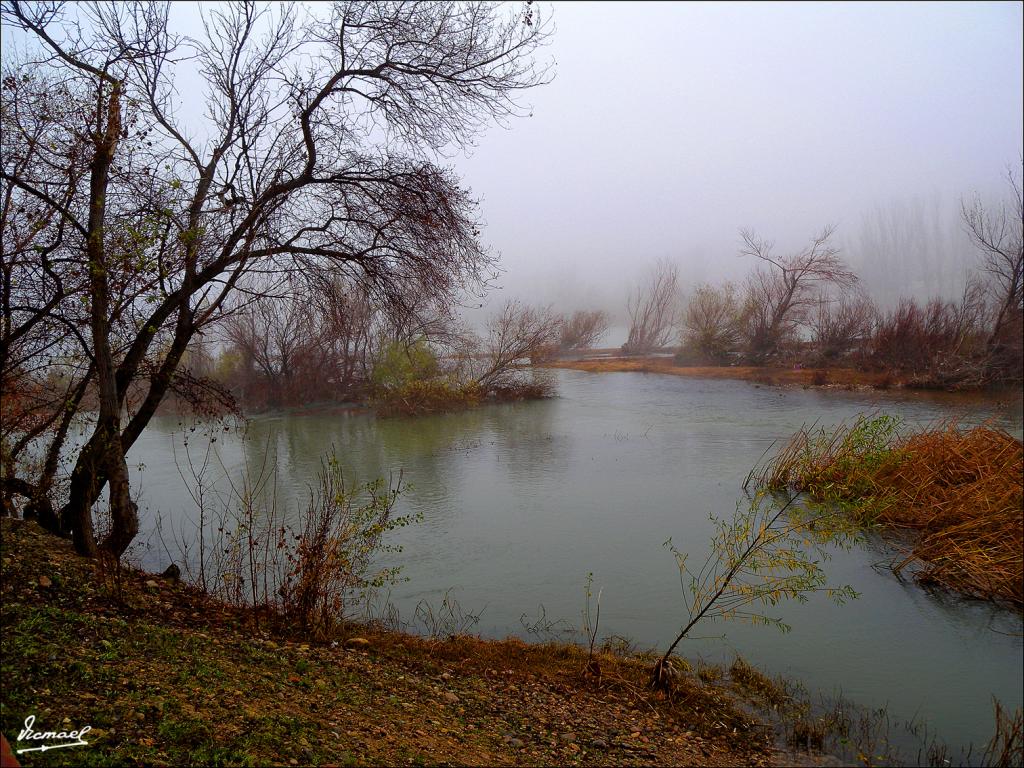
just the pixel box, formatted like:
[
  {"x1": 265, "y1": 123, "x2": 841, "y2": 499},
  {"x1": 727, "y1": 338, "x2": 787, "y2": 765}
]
[{"x1": 753, "y1": 416, "x2": 1023, "y2": 606}]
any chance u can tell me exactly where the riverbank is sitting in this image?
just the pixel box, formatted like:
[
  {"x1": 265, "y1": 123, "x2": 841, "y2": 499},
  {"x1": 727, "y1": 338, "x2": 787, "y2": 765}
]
[
  {"x1": 545, "y1": 357, "x2": 904, "y2": 390},
  {"x1": 0, "y1": 518, "x2": 777, "y2": 767}
]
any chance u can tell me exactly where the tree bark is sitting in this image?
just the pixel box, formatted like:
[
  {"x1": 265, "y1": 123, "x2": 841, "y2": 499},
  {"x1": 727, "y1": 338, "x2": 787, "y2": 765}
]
[{"x1": 66, "y1": 78, "x2": 138, "y2": 558}]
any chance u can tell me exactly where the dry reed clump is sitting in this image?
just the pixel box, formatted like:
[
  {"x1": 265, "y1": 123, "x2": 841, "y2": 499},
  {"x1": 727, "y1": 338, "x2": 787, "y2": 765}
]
[{"x1": 753, "y1": 416, "x2": 1024, "y2": 607}]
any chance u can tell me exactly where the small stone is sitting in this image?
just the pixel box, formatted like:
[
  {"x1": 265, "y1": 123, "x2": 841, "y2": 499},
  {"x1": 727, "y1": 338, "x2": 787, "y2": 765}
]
[
  {"x1": 560, "y1": 732, "x2": 576, "y2": 743},
  {"x1": 38, "y1": 575, "x2": 52, "y2": 588},
  {"x1": 507, "y1": 738, "x2": 524, "y2": 749},
  {"x1": 144, "y1": 579, "x2": 159, "y2": 588},
  {"x1": 161, "y1": 563, "x2": 181, "y2": 581},
  {"x1": 591, "y1": 739, "x2": 608, "y2": 749},
  {"x1": 442, "y1": 691, "x2": 459, "y2": 704},
  {"x1": 289, "y1": 759, "x2": 298, "y2": 766}
]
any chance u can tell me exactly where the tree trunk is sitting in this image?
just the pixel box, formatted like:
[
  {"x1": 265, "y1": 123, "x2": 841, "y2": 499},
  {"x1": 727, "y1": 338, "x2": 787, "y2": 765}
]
[{"x1": 65, "y1": 77, "x2": 138, "y2": 558}]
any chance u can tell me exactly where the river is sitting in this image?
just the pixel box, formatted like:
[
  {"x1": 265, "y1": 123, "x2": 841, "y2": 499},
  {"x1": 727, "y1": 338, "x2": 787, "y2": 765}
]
[{"x1": 125, "y1": 369, "x2": 1023, "y2": 759}]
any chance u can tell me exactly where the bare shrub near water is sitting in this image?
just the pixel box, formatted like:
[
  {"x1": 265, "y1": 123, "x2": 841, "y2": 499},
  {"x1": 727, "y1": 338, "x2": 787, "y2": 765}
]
[
  {"x1": 371, "y1": 300, "x2": 559, "y2": 416},
  {"x1": 983, "y1": 700, "x2": 1024, "y2": 768},
  {"x1": 738, "y1": 225, "x2": 858, "y2": 362},
  {"x1": 808, "y1": 291, "x2": 877, "y2": 364},
  {"x1": 163, "y1": 438, "x2": 413, "y2": 637},
  {"x1": 868, "y1": 280, "x2": 990, "y2": 388},
  {"x1": 278, "y1": 458, "x2": 408, "y2": 635},
  {"x1": 650, "y1": 491, "x2": 859, "y2": 692},
  {"x1": 623, "y1": 260, "x2": 681, "y2": 355},
  {"x1": 374, "y1": 378, "x2": 484, "y2": 417},
  {"x1": 472, "y1": 300, "x2": 563, "y2": 380},
  {"x1": 558, "y1": 309, "x2": 610, "y2": 352},
  {"x1": 962, "y1": 163, "x2": 1024, "y2": 384},
  {"x1": 411, "y1": 589, "x2": 485, "y2": 642},
  {"x1": 679, "y1": 282, "x2": 744, "y2": 364}
]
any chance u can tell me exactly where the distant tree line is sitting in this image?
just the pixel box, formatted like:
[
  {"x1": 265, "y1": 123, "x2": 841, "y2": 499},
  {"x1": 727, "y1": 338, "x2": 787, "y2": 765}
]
[{"x1": 622, "y1": 167, "x2": 1022, "y2": 389}]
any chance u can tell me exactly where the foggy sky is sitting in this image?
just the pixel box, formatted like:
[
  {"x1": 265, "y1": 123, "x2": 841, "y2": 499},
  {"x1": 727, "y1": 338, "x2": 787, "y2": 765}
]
[
  {"x1": 453, "y1": 1, "x2": 1023, "y2": 320},
  {"x1": 5, "y1": 1, "x2": 1021, "y2": 325}
]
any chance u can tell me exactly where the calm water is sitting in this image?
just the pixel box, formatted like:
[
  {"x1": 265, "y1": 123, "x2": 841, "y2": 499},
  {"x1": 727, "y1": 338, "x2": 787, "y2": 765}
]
[{"x1": 127, "y1": 370, "x2": 1023, "y2": 757}]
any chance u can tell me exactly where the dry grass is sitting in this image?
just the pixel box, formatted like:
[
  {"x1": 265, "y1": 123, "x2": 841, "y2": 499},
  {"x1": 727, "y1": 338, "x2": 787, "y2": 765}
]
[
  {"x1": 545, "y1": 357, "x2": 901, "y2": 389},
  {"x1": 754, "y1": 416, "x2": 1024, "y2": 606},
  {"x1": 984, "y1": 699, "x2": 1024, "y2": 768},
  {"x1": 729, "y1": 658, "x2": 789, "y2": 710}
]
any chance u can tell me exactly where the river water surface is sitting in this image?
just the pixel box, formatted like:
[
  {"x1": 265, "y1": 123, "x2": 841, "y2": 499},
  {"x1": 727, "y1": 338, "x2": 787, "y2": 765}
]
[{"x1": 126, "y1": 369, "x2": 1023, "y2": 758}]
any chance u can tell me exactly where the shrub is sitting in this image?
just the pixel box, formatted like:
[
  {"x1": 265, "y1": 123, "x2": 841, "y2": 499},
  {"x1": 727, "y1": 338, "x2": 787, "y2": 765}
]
[
  {"x1": 374, "y1": 378, "x2": 482, "y2": 417},
  {"x1": 807, "y1": 293, "x2": 875, "y2": 364},
  {"x1": 558, "y1": 309, "x2": 610, "y2": 352},
  {"x1": 488, "y1": 376, "x2": 555, "y2": 402},
  {"x1": 169, "y1": 447, "x2": 416, "y2": 637},
  {"x1": 680, "y1": 282, "x2": 743, "y2": 364},
  {"x1": 868, "y1": 292, "x2": 988, "y2": 388},
  {"x1": 278, "y1": 455, "x2": 413, "y2": 636},
  {"x1": 371, "y1": 338, "x2": 440, "y2": 392}
]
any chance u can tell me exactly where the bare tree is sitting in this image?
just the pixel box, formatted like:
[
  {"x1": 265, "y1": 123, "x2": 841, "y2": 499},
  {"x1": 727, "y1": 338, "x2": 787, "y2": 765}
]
[
  {"x1": 622, "y1": 259, "x2": 680, "y2": 355},
  {"x1": 0, "y1": 0, "x2": 551, "y2": 556},
  {"x1": 220, "y1": 276, "x2": 388, "y2": 408},
  {"x1": 961, "y1": 163, "x2": 1023, "y2": 369},
  {"x1": 311, "y1": 277, "x2": 376, "y2": 394},
  {"x1": 469, "y1": 300, "x2": 561, "y2": 391},
  {"x1": 808, "y1": 291, "x2": 876, "y2": 363},
  {"x1": 739, "y1": 225, "x2": 857, "y2": 362},
  {"x1": 0, "y1": 65, "x2": 95, "y2": 523},
  {"x1": 224, "y1": 287, "x2": 315, "y2": 408},
  {"x1": 852, "y1": 195, "x2": 966, "y2": 307},
  {"x1": 558, "y1": 309, "x2": 609, "y2": 352},
  {"x1": 680, "y1": 282, "x2": 743, "y2": 364}
]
